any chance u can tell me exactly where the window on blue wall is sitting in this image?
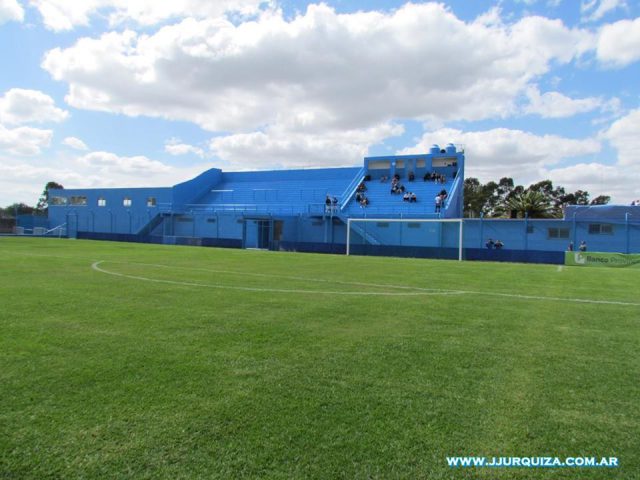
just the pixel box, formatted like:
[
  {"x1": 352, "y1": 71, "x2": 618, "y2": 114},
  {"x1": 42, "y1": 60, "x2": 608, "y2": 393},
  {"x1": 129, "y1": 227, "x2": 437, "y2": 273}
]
[
  {"x1": 97, "y1": 197, "x2": 106, "y2": 207},
  {"x1": 50, "y1": 196, "x2": 67, "y2": 205},
  {"x1": 123, "y1": 197, "x2": 132, "y2": 207},
  {"x1": 588, "y1": 223, "x2": 613, "y2": 235},
  {"x1": 147, "y1": 197, "x2": 156, "y2": 207},
  {"x1": 548, "y1": 227, "x2": 570, "y2": 239},
  {"x1": 70, "y1": 196, "x2": 87, "y2": 206}
]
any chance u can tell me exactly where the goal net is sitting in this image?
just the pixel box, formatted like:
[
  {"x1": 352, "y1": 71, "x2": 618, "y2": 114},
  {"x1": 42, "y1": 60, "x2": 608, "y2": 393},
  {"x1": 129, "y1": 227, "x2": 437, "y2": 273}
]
[{"x1": 346, "y1": 218, "x2": 464, "y2": 261}]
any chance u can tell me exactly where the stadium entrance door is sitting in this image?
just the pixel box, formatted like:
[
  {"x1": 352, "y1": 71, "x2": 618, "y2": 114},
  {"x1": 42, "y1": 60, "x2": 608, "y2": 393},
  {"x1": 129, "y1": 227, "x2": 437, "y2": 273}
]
[{"x1": 243, "y1": 217, "x2": 272, "y2": 250}]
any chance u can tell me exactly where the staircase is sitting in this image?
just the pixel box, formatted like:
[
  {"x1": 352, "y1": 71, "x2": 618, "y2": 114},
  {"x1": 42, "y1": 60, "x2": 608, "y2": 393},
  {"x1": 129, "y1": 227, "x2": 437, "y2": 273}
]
[{"x1": 137, "y1": 213, "x2": 166, "y2": 236}]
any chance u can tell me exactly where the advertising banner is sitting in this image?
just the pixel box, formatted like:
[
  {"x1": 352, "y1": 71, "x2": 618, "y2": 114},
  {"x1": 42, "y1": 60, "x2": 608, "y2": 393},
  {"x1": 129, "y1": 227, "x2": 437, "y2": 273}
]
[{"x1": 565, "y1": 251, "x2": 640, "y2": 268}]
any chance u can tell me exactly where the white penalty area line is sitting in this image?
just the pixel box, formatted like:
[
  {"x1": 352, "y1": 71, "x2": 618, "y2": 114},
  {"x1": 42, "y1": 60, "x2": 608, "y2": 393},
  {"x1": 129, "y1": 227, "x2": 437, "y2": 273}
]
[
  {"x1": 91, "y1": 260, "x2": 640, "y2": 306},
  {"x1": 91, "y1": 261, "x2": 463, "y2": 297}
]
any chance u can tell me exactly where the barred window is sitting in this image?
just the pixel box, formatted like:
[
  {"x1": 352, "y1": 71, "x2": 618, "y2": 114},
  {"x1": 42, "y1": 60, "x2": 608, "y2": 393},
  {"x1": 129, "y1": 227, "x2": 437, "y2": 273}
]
[
  {"x1": 548, "y1": 227, "x2": 570, "y2": 239},
  {"x1": 588, "y1": 223, "x2": 613, "y2": 235}
]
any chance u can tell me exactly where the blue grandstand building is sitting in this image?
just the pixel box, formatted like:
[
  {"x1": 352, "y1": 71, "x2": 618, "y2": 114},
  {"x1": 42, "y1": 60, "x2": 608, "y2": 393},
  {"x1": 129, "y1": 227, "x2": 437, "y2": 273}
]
[{"x1": 46, "y1": 144, "x2": 639, "y2": 263}]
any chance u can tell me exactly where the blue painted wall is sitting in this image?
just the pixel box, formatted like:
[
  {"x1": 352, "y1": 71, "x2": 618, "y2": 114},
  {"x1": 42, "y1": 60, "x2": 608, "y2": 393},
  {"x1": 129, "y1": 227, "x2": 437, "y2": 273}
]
[{"x1": 45, "y1": 148, "x2": 640, "y2": 257}]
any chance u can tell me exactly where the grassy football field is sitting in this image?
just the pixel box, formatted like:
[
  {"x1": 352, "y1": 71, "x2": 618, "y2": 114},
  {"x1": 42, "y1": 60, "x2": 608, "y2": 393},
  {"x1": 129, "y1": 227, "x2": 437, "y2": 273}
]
[{"x1": 1, "y1": 237, "x2": 638, "y2": 479}]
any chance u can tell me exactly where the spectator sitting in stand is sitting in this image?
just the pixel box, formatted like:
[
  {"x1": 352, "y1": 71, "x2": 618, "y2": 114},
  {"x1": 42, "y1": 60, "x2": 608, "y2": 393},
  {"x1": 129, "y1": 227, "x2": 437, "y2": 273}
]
[
  {"x1": 403, "y1": 192, "x2": 410, "y2": 202},
  {"x1": 423, "y1": 172, "x2": 430, "y2": 181},
  {"x1": 408, "y1": 171, "x2": 415, "y2": 181},
  {"x1": 393, "y1": 173, "x2": 400, "y2": 181},
  {"x1": 410, "y1": 192, "x2": 417, "y2": 203},
  {"x1": 579, "y1": 240, "x2": 587, "y2": 252},
  {"x1": 355, "y1": 192, "x2": 363, "y2": 202},
  {"x1": 486, "y1": 238, "x2": 494, "y2": 249},
  {"x1": 380, "y1": 175, "x2": 388, "y2": 183},
  {"x1": 494, "y1": 239, "x2": 504, "y2": 249},
  {"x1": 360, "y1": 196, "x2": 369, "y2": 208},
  {"x1": 357, "y1": 182, "x2": 367, "y2": 192},
  {"x1": 435, "y1": 194, "x2": 442, "y2": 213},
  {"x1": 325, "y1": 195, "x2": 331, "y2": 206},
  {"x1": 439, "y1": 189, "x2": 448, "y2": 201}
]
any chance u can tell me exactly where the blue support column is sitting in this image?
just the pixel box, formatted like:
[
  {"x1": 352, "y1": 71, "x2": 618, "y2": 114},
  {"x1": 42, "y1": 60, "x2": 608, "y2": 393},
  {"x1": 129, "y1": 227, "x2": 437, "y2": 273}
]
[{"x1": 625, "y1": 213, "x2": 630, "y2": 254}]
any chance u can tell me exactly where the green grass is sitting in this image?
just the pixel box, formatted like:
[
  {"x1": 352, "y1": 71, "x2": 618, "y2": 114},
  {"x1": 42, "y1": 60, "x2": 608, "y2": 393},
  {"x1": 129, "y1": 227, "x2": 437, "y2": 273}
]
[{"x1": 1, "y1": 237, "x2": 639, "y2": 479}]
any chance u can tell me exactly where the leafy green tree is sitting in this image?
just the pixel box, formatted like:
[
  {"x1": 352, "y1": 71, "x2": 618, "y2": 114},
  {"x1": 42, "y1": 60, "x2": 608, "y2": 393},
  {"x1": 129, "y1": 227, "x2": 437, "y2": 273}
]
[
  {"x1": 36, "y1": 181, "x2": 64, "y2": 214},
  {"x1": 463, "y1": 178, "x2": 488, "y2": 217},
  {"x1": 505, "y1": 190, "x2": 553, "y2": 218},
  {"x1": 590, "y1": 195, "x2": 610, "y2": 205},
  {"x1": 1, "y1": 203, "x2": 36, "y2": 217}
]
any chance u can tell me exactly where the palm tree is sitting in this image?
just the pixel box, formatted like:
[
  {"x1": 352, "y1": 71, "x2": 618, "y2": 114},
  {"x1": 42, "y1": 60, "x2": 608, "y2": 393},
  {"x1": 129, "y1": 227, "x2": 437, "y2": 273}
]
[{"x1": 505, "y1": 190, "x2": 553, "y2": 218}]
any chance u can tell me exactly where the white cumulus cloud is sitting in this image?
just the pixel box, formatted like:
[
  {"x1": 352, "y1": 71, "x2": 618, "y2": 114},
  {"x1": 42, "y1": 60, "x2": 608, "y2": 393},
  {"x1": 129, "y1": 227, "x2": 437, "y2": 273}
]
[
  {"x1": 581, "y1": 0, "x2": 627, "y2": 22},
  {"x1": 399, "y1": 127, "x2": 601, "y2": 185},
  {"x1": 0, "y1": 0, "x2": 23, "y2": 24},
  {"x1": 164, "y1": 139, "x2": 205, "y2": 158},
  {"x1": 523, "y1": 86, "x2": 603, "y2": 118},
  {"x1": 0, "y1": 150, "x2": 211, "y2": 206},
  {"x1": 42, "y1": 4, "x2": 595, "y2": 134},
  {"x1": 29, "y1": 0, "x2": 266, "y2": 31},
  {"x1": 0, "y1": 124, "x2": 53, "y2": 155},
  {"x1": 63, "y1": 136, "x2": 89, "y2": 150},
  {"x1": 0, "y1": 88, "x2": 69, "y2": 125},
  {"x1": 210, "y1": 122, "x2": 404, "y2": 169},
  {"x1": 604, "y1": 108, "x2": 640, "y2": 166},
  {"x1": 596, "y1": 17, "x2": 640, "y2": 68}
]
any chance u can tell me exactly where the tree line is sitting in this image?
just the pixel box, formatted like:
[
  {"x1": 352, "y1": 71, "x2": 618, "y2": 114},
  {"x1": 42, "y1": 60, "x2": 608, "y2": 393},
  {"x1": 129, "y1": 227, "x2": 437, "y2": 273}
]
[
  {"x1": 464, "y1": 177, "x2": 610, "y2": 219},
  {"x1": 0, "y1": 182, "x2": 64, "y2": 219}
]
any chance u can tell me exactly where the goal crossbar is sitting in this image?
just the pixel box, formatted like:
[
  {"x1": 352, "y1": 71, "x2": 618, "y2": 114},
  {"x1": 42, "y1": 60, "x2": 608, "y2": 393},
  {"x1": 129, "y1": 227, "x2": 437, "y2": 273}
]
[{"x1": 346, "y1": 217, "x2": 464, "y2": 260}]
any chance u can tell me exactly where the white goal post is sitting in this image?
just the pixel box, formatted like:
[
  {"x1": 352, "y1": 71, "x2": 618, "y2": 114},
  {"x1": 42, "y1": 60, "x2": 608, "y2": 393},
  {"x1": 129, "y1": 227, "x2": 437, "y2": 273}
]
[{"x1": 346, "y1": 217, "x2": 464, "y2": 261}]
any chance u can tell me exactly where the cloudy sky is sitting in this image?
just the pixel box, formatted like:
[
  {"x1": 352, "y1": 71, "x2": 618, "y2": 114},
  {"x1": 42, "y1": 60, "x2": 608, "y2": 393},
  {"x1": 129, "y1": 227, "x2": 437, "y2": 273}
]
[{"x1": 1, "y1": 0, "x2": 639, "y2": 206}]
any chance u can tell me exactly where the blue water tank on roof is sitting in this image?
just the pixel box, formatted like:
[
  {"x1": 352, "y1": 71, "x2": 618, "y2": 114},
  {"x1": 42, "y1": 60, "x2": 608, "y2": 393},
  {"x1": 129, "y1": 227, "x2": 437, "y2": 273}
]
[
  {"x1": 446, "y1": 143, "x2": 456, "y2": 154},
  {"x1": 430, "y1": 144, "x2": 440, "y2": 154}
]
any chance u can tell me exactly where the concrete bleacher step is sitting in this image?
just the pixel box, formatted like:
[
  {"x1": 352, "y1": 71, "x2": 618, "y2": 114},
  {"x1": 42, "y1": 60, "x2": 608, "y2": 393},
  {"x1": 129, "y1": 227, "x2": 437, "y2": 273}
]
[{"x1": 342, "y1": 179, "x2": 453, "y2": 216}]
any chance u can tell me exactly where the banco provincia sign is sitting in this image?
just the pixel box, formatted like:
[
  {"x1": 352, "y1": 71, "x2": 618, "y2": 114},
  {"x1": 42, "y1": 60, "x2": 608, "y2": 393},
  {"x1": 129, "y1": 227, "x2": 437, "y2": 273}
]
[{"x1": 565, "y1": 251, "x2": 640, "y2": 268}]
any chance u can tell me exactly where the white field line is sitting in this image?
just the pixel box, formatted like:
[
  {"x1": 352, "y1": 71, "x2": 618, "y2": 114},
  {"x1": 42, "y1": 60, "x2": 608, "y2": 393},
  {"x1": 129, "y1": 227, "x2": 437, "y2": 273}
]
[
  {"x1": 91, "y1": 260, "x2": 640, "y2": 306},
  {"x1": 91, "y1": 261, "x2": 463, "y2": 297},
  {"x1": 119, "y1": 261, "x2": 453, "y2": 293}
]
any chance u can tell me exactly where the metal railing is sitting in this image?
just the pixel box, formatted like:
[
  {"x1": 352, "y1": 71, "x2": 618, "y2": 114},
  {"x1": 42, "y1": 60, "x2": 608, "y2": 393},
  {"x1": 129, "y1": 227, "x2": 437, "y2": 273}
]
[{"x1": 339, "y1": 168, "x2": 365, "y2": 211}]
